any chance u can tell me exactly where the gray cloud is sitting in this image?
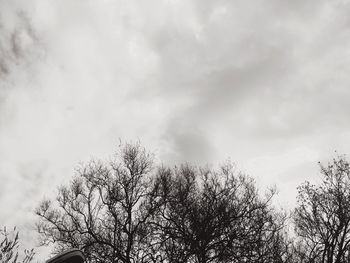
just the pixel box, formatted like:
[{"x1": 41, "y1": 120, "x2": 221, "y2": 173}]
[
  {"x1": 139, "y1": 0, "x2": 350, "y2": 153},
  {"x1": 0, "y1": 7, "x2": 38, "y2": 78}
]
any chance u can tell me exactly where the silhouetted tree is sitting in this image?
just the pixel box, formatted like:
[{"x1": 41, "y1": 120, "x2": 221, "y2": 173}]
[
  {"x1": 153, "y1": 163, "x2": 289, "y2": 263},
  {"x1": 36, "y1": 142, "x2": 292, "y2": 263},
  {"x1": 0, "y1": 226, "x2": 34, "y2": 263},
  {"x1": 294, "y1": 156, "x2": 350, "y2": 263},
  {"x1": 36, "y1": 142, "x2": 162, "y2": 263}
]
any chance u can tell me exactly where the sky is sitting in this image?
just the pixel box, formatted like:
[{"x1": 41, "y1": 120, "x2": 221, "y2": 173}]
[{"x1": 1, "y1": 0, "x2": 350, "y2": 259}]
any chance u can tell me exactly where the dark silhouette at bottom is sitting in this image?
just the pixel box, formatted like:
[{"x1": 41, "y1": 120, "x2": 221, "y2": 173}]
[{"x1": 46, "y1": 249, "x2": 84, "y2": 263}]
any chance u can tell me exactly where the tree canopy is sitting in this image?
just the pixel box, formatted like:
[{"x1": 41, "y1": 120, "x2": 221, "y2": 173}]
[
  {"x1": 294, "y1": 156, "x2": 350, "y2": 263},
  {"x1": 34, "y1": 143, "x2": 350, "y2": 263},
  {"x1": 0, "y1": 226, "x2": 34, "y2": 263},
  {"x1": 35, "y1": 143, "x2": 290, "y2": 263}
]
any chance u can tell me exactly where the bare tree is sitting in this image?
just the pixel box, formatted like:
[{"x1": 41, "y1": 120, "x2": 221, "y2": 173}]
[
  {"x1": 36, "y1": 142, "x2": 294, "y2": 263},
  {"x1": 294, "y1": 156, "x2": 350, "y2": 263},
  {"x1": 36, "y1": 142, "x2": 162, "y2": 263},
  {"x1": 153, "y1": 162, "x2": 288, "y2": 263},
  {"x1": 0, "y1": 226, "x2": 34, "y2": 263}
]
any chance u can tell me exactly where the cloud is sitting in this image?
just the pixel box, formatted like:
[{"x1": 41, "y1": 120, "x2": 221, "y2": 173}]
[{"x1": 144, "y1": 0, "x2": 350, "y2": 156}]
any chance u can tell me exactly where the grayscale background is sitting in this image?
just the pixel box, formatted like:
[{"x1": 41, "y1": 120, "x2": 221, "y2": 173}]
[{"x1": 0, "y1": 0, "x2": 349, "y2": 259}]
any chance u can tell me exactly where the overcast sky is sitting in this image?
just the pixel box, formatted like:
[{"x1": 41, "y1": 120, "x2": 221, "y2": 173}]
[{"x1": 1, "y1": 0, "x2": 350, "y2": 258}]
